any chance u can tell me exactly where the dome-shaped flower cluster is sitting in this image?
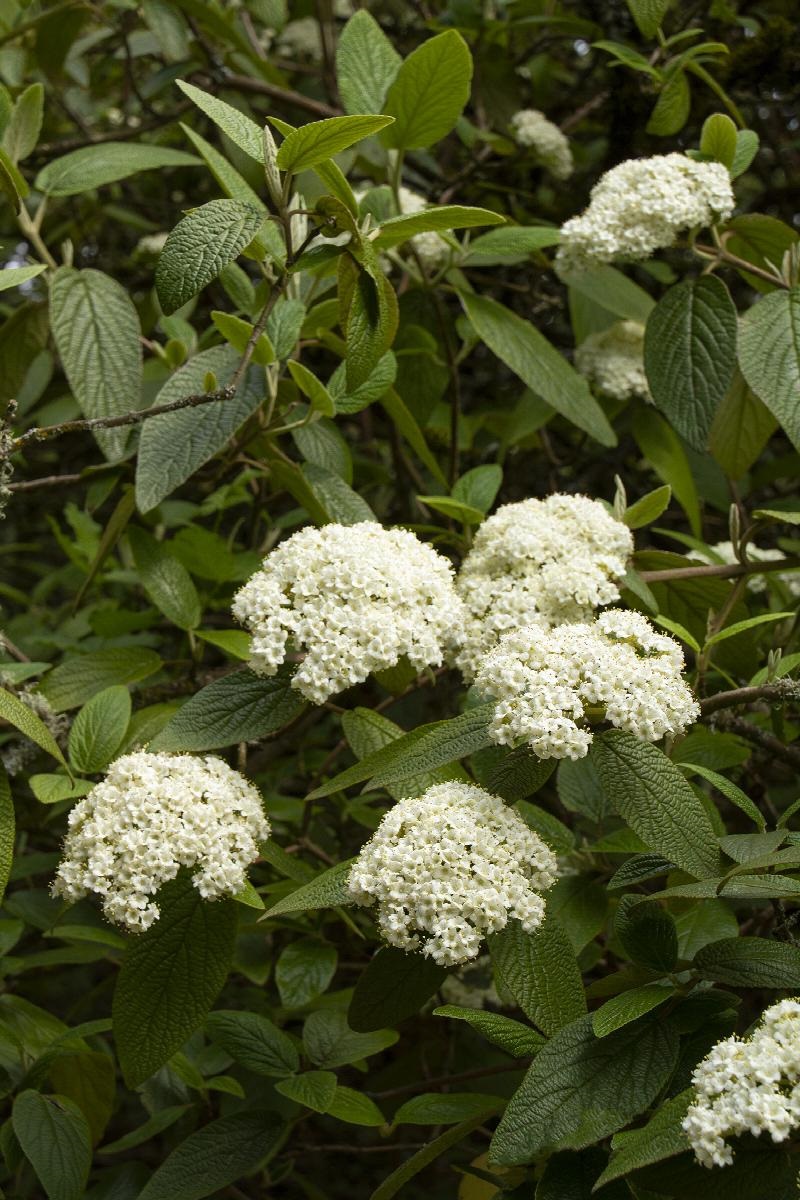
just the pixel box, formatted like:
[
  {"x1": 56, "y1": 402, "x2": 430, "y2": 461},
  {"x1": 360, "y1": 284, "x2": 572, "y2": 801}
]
[
  {"x1": 52, "y1": 751, "x2": 269, "y2": 932},
  {"x1": 575, "y1": 320, "x2": 651, "y2": 402},
  {"x1": 509, "y1": 109, "x2": 573, "y2": 179},
  {"x1": 684, "y1": 999, "x2": 800, "y2": 1168},
  {"x1": 347, "y1": 782, "x2": 557, "y2": 966},
  {"x1": 232, "y1": 522, "x2": 461, "y2": 704},
  {"x1": 396, "y1": 185, "x2": 451, "y2": 271},
  {"x1": 555, "y1": 153, "x2": 734, "y2": 276},
  {"x1": 453, "y1": 494, "x2": 633, "y2": 679},
  {"x1": 691, "y1": 540, "x2": 800, "y2": 597},
  {"x1": 474, "y1": 609, "x2": 699, "y2": 759}
]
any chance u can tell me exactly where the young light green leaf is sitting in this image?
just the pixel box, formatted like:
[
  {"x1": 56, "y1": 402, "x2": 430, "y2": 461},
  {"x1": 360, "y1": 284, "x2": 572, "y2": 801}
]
[
  {"x1": 113, "y1": 875, "x2": 237, "y2": 1087},
  {"x1": 136, "y1": 1109, "x2": 284, "y2": 1200},
  {"x1": 0, "y1": 263, "x2": 46, "y2": 292},
  {"x1": 626, "y1": 0, "x2": 669, "y2": 38},
  {"x1": 0, "y1": 686, "x2": 69, "y2": 768},
  {"x1": 647, "y1": 69, "x2": 691, "y2": 137},
  {"x1": 127, "y1": 527, "x2": 202, "y2": 631},
  {"x1": 263, "y1": 858, "x2": 354, "y2": 920},
  {"x1": 2, "y1": 82, "x2": 43, "y2": 163},
  {"x1": 739, "y1": 289, "x2": 800, "y2": 451},
  {"x1": 336, "y1": 10, "x2": 402, "y2": 115},
  {"x1": 592, "y1": 731, "x2": 722, "y2": 879},
  {"x1": 327, "y1": 1086, "x2": 386, "y2": 1127},
  {"x1": 565, "y1": 265, "x2": 655, "y2": 322},
  {"x1": 50, "y1": 267, "x2": 143, "y2": 461},
  {"x1": 206, "y1": 1009, "x2": 299, "y2": 1077},
  {"x1": 459, "y1": 290, "x2": 616, "y2": 447},
  {"x1": 624, "y1": 485, "x2": 672, "y2": 529},
  {"x1": 40, "y1": 648, "x2": 161, "y2": 713},
  {"x1": 730, "y1": 128, "x2": 759, "y2": 177},
  {"x1": 156, "y1": 199, "x2": 264, "y2": 315},
  {"x1": 452, "y1": 464, "x2": 503, "y2": 513},
  {"x1": 12, "y1": 1091, "x2": 91, "y2": 1200},
  {"x1": 276, "y1": 114, "x2": 394, "y2": 172},
  {"x1": 463, "y1": 225, "x2": 560, "y2": 265},
  {"x1": 288, "y1": 360, "x2": 336, "y2": 416},
  {"x1": 150, "y1": 666, "x2": 304, "y2": 752},
  {"x1": 489, "y1": 915, "x2": 586, "y2": 1035},
  {"x1": 68, "y1": 685, "x2": 131, "y2": 774},
  {"x1": 490, "y1": 1014, "x2": 678, "y2": 1165},
  {"x1": 416, "y1": 494, "x2": 485, "y2": 525},
  {"x1": 704, "y1": 610, "x2": 793, "y2": 647},
  {"x1": 176, "y1": 79, "x2": 263, "y2": 160},
  {"x1": 375, "y1": 205, "x2": 504, "y2": 249},
  {"x1": 211, "y1": 311, "x2": 274, "y2": 365},
  {"x1": 644, "y1": 276, "x2": 738, "y2": 451},
  {"x1": 700, "y1": 113, "x2": 738, "y2": 168},
  {"x1": 35, "y1": 143, "x2": 198, "y2": 197},
  {"x1": 382, "y1": 30, "x2": 473, "y2": 150}
]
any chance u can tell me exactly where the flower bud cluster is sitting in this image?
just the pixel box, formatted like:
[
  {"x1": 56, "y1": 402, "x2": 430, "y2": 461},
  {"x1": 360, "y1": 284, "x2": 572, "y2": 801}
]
[
  {"x1": 575, "y1": 320, "x2": 651, "y2": 402},
  {"x1": 509, "y1": 109, "x2": 573, "y2": 179},
  {"x1": 348, "y1": 782, "x2": 557, "y2": 965}
]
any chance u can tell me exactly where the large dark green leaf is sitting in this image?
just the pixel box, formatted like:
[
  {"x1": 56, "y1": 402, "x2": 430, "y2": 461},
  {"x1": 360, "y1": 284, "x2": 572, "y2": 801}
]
[
  {"x1": 12, "y1": 1091, "x2": 91, "y2": 1200},
  {"x1": 382, "y1": 30, "x2": 472, "y2": 150},
  {"x1": 349, "y1": 947, "x2": 447, "y2": 1031},
  {"x1": 489, "y1": 916, "x2": 585, "y2": 1035},
  {"x1": 738, "y1": 287, "x2": 800, "y2": 451},
  {"x1": 150, "y1": 666, "x2": 303, "y2": 752},
  {"x1": 156, "y1": 199, "x2": 264, "y2": 315}
]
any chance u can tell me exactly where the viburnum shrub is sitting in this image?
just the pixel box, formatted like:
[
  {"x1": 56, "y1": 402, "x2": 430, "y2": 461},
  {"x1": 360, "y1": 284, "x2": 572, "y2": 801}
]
[{"x1": 0, "y1": 1, "x2": 799, "y2": 1197}]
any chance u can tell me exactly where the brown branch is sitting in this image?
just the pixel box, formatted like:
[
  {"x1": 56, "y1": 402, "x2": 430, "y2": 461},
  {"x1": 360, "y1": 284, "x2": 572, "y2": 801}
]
[
  {"x1": 368, "y1": 1061, "x2": 527, "y2": 1100},
  {"x1": 9, "y1": 473, "x2": 84, "y2": 492},
  {"x1": 701, "y1": 680, "x2": 800, "y2": 717},
  {"x1": 223, "y1": 72, "x2": 340, "y2": 119},
  {"x1": 694, "y1": 242, "x2": 790, "y2": 290},
  {"x1": 560, "y1": 90, "x2": 610, "y2": 133},
  {"x1": 639, "y1": 557, "x2": 800, "y2": 583},
  {"x1": 712, "y1": 714, "x2": 800, "y2": 770}
]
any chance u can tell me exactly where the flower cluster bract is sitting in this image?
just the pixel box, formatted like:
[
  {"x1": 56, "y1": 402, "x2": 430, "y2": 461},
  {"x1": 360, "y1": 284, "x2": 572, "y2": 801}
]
[
  {"x1": 453, "y1": 493, "x2": 633, "y2": 679},
  {"x1": 52, "y1": 751, "x2": 270, "y2": 931},
  {"x1": 684, "y1": 999, "x2": 800, "y2": 1168},
  {"x1": 575, "y1": 320, "x2": 651, "y2": 402},
  {"x1": 555, "y1": 153, "x2": 734, "y2": 275},
  {"x1": 233, "y1": 521, "x2": 461, "y2": 704},
  {"x1": 474, "y1": 608, "x2": 699, "y2": 759},
  {"x1": 347, "y1": 782, "x2": 557, "y2": 966},
  {"x1": 510, "y1": 108, "x2": 573, "y2": 179}
]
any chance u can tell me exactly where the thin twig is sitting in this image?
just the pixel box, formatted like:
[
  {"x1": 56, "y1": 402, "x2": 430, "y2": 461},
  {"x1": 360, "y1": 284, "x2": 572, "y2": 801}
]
[
  {"x1": 712, "y1": 714, "x2": 800, "y2": 770},
  {"x1": 9, "y1": 473, "x2": 84, "y2": 491},
  {"x1": 639, "y1": 557, "x2": 800, "y2": 583},
  {"x1": 223, "y1": 72, "x2": 340, "y2": 118},
  {"x1": 368, "y1": 1061, "x2": 527, "y2": 1100},
  {"x1": 694, "y1": 242, "x2": 790, "y2": 290},
  {"x1": 701, "y1": 680, "x2": 800, "y2": 717}
]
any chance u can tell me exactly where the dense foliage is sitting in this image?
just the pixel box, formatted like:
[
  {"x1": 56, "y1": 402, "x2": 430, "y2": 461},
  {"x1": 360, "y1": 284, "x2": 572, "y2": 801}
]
[{"x1": 0, "y1": 0, "x2": 799, "y2": 1196}]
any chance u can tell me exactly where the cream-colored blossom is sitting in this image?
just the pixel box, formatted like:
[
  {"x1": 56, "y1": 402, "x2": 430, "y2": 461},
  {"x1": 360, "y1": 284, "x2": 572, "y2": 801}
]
[
  {"x1": 348, "y1": 782, "x2": 557, "y2": 966},
  {"x1": 52, "y1": 751, "x2": 269, "y2": 932},
  {"x1": 691, "y1": 541, "x2": 800, "y2": 597},
  {"x1": 556, "y1": 153, "x2": 734, "y2": 275},
  {"x1": 575, "y1": 320, "x2": 651, "y2": 402},
  {"x1": 474, "y1": 609, "x2": 698, "y2": 759},
  {"x1": 510, "y1": 109, "x2": 573, "y2": 179}
]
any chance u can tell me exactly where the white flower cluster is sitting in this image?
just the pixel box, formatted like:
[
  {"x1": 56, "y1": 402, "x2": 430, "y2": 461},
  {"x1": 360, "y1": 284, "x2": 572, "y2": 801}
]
[
  {"x1": 348, "y1": 782, "x2": 557, "y2": 966},
  {"x1": 691, "y1": 541, "x2": 800, "y2": 597},
  {"x1": 134, "y1": 232, "x2": 168, "y2": 258},
  {"x1": 575, "y1": 320, "x2": 651, "y2": 403},
  {"x1": 684, "y1": 999, "x2": 800, "y2": 1168},
  {"x1": 453, "y1": 494, "x2": 633, "y2": 679},
  {"x1": 555, "y1": 153, "x2": 734, "y2": 275},
  {"x1": 440, "y1": 955, "x2": 504, "y2": 1010},
  {"x1": 52, "y1": 752, "x2": 269, "y2": 932},
  {"x1": 509, "y1": 109, "x2": 573, "y2": 180},
  {"x1": 232, "y1": 522, "x2": 461, "y2": 704},
  {"x1": 0, "y1": 684, "x2": 70, "y2": 776},
  {"x1": 474, "y1": 609, "x2": 699, "y2": 759},
  {"x1": 396, "y1": 185, "x2": 451, "y2": 271}
]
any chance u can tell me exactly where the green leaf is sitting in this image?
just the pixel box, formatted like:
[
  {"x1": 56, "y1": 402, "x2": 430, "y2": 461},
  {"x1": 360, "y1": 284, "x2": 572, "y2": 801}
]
[
  {"x1": 263, "y1": 859, "x2": 354, "y2": 919},
  {"x1": 0, "y1": 263, "x2": 46, "y2": 292},
  {"x1": 463, "y1": 225, "x2": 561, "y2": 265},
  {"x1": 624, "y1": 484, "x2": 671, "y2": 529},
  {"x1": 700, "y1": 113, "x2": 738, "y2": 168},
  {"x1": 276, "y1": 938, "x2": 337, "y2": 1009},
  {"x1": 327, "y1": 1086, "x2": 386, "y2": 1127},
  {"x1": 370, "y1": 1107, "x2": 500, "y2": 1200},
  {"x1": 176, "y1": 80, "x2": 263, "y2": 160},
  {"x1": 375, "y1": 205, "x2": 504, "y2": 249},
  {"x1": 275, "y1": 1071, "x2": 337, "y2": 1112},
  {"x1": 452, "y1": 465, "x2": 503, "y2": 513},
  {"x1": 156, "y1": 199, "x2": 264, "y2": 315},
  {"x1": 35, "y1": 142, "x2": 198, "y2": 197},
  {"x1": 394, "y1": 1092, "x2": 504, "y2": 1126},
  {"x1": 680, "y1": 762, "x2": 765, "y2": 830},
  {"x1": 459, "y1": 291, "x2": 616, "y2": 447},
  {"x1": 98, "y1": 1104, "x2": 189, "y2": 1155},
  {"x1": 211, "y1": 311, "x2": 274, "y2": 365},
  {"x1": 591, "y1": 984, "x2": 675, "y2": 1038},
  {"x1": 336, "y1": 10, "x2": 402, "y2": 115},
  {"x1": 709, "y1": 366, "x2": 777, "y2": 478},
  {"x1": 592, "y1": 731, "x2": 721, "y2": 879},
  {"x1": 136, "y1": 345, "x2": 265, "y2": 512},
  {"x1": 647, "y1": 69, "x2": 691, "y2": 137},
  {"x1": 206, "y1": 1009, "x2": 299, "y2": 1077},
  {"x1": 112, "y1": 875, "x2": 237, "y2": 1087},
  {"x1": 303, "y1": 1009, "x2": 398, "y2": 1069},
  {"x1": 180, "y1": 123, "x2": 267, "y2": 214},
  {"x1": 694, "y1": 936, "x2": 800, "y2": 987},
  {"x1": 433, "y1": 1006, "x2": 544, "y2": 1058},
  {"x1": 739, "y1": 288, "x2": 800, "y2": 451},
  {"x1": 308, "y1": 704, "x2": 495, "y2": 799},
  {"x1": 726, "y1": 214, "x2": 797, "y2": 292},
  {"x1": 382, "y1": 30, "x2": 473, "y2": 150},
  {"x1": 486, "y1": 746, "x2": 556, "y2": 803},
  {"x1": 595, "y1": 1089, "x2": 693, "y2": 1187},
  {"x1": 0, "y1": 766, "x2": 12, "y2": 905},
  {"x1": 626, "y1": 0, "x2": 669, "y2": 37},
  {"x1": 489, "y1": 916, "x2": 586, "y2": 1036},
  {"x1": 615, "y1": 896, "x2": 678, "y2": 971},
  {"x1": 0, "y1": 144, "x2": 27, "y2": 210},
  {"x1": 128, "y1": 527, "x2": 201, "y2": 631},
  {"x1": 489, "y1": 1014, "x2": 678, "y2": 1165},
  {"x1": 349, "y1": 947, "x2": 447, "y2": 1032},
  {"x1": 730, "y1": 129, "x2": 759, "y2": 177},
  {"x1": 2, "y1": 82, "x2": 43, "y2": 163},
  {"x1": 40, "y1": 648, "x2": 161, "y2": 713},
  {"x1": 151, "y1": 666, "x2": 304, "y2": 752},
  {"x1": 136, "y1": 1109, "x2": 284, "y2": 1200},
  {"x1": 288, "y1": 360, "x2": 336, "y2": 416},
  {"x1": 0, "y1": 686, "x2": 69, "y2": 768},
  {"x1": 632, "y1": 408, "x2": 701, "y2": 536},
  {"x1": 704, "y1": 610, "x2": 793, "y2": 647},
  {"x1": 67, "y1": 685, "x2": 131, "y2": 774},
  {"x1": 49, "y1": 1048, "x2": 115, "y2": 1145},
  {"x1": 644, "y1": 276, "x2": 738, "y2": 452},
  {"x1": 417, "y1": 494, "x2": 485, "y2": 524},
  {"x1": 12, "y1": 1091, "x2": 91, "y2": 1200},
  {"x1": 276, "y1": 114, "x2": 393, "y2": 172},
  {"x1": 565, "y1": 265, "x2": 655, "y2": 322},
  {"x1": 50, "y1": 267, "x2": 143, "y2": 461}
]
